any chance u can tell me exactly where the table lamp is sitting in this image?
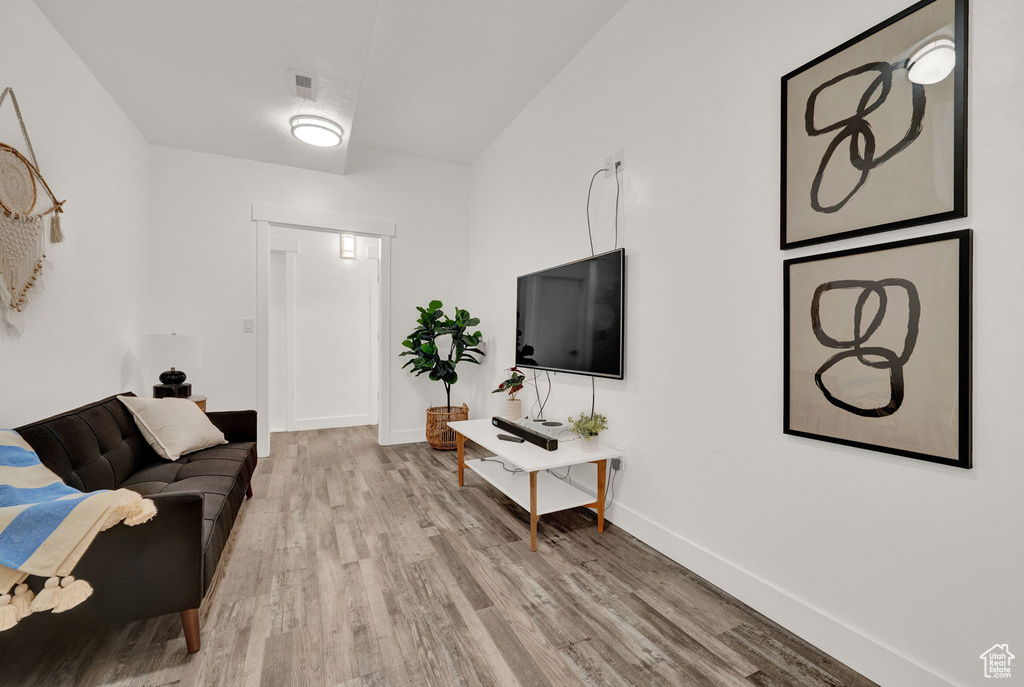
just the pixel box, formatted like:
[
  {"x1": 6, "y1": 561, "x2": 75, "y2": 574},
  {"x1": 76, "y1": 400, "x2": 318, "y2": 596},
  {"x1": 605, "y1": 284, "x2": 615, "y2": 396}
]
[{"x1": 141, "y1": 333, "x2": 203, "y2": 398}]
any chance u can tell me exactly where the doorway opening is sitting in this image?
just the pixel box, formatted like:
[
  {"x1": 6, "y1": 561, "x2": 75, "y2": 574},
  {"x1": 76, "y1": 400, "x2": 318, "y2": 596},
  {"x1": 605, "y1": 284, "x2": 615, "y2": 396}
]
[
  {"x1": 268, "y1": 229, "x2": 380, "y2": 434},
  {"x1": 254, "y1": 205, "x2": 395, "y2": 456}
]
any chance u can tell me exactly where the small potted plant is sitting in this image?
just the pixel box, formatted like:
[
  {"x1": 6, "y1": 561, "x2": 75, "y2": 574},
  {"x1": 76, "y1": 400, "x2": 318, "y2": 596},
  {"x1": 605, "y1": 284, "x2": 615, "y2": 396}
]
[
  {"x1": 569, "y1": 412, "x2": 609, "y2": 452},
  {"x1": 492, "y1": 367, "x2": 527, "y2": 419}
]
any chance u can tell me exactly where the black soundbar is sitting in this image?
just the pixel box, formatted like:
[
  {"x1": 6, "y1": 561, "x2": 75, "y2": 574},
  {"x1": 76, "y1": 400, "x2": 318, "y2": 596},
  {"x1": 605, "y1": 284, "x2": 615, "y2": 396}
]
[{"x1": 491, "y1": 416, "x2": 559, "y2": 451}]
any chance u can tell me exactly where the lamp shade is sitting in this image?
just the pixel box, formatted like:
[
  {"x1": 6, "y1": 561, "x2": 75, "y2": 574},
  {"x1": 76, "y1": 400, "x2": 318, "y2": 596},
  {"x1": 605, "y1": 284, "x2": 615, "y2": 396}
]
[{"x1": 141, "y1": 334, "x2": 203, "y2": 369}]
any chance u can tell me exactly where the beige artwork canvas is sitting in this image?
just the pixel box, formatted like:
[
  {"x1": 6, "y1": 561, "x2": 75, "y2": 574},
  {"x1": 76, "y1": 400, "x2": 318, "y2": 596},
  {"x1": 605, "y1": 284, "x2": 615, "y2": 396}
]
[
  {"x1": 784, "y1": 230, "x2": 971, "y2": 468},
  {"x1": 781, "y1": 0, "x2": 966, "y2": 248}
]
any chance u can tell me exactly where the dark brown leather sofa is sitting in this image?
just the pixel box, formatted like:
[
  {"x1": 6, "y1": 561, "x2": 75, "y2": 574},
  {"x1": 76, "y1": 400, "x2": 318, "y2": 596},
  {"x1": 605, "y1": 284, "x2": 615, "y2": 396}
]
[{"x1": 0, "y1": 393, "x2": 257, "y2": 653}]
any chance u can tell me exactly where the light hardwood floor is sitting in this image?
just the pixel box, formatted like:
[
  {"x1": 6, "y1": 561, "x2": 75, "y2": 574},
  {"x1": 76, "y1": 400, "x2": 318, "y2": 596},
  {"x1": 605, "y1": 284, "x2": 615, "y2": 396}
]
[{"x1": 0, "y1": 426, "x2": 878, "y2": 687}]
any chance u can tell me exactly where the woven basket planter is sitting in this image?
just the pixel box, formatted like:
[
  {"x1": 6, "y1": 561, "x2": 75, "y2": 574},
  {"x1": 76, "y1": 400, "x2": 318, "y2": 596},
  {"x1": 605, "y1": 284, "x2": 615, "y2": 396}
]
[{"x1": 426, "y1": 404, "x2": 469, "y2": 450}]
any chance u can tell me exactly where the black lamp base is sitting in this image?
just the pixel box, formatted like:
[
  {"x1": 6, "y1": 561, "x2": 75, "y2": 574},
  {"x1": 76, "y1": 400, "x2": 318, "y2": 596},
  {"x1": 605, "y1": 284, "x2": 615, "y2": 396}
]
[
  {"x1": 154, "y1": 368, "x2": 191, "y2": 398},
  {"x1": 154, "y1": 382, "x2": 192, "y2": 399},
  {"x1": 159, "y1": 368, "x2": 187, "y2": 385}
]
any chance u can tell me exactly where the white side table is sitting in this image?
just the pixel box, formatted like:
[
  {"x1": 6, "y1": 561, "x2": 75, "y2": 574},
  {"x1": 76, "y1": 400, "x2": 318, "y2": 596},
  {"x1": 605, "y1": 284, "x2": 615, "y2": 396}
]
[{"x1": 448, "y1": 418, "x2": 623, "y2": 552}]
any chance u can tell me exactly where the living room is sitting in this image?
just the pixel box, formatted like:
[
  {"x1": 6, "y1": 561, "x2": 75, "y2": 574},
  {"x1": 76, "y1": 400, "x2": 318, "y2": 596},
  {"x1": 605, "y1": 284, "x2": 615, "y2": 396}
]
[{"x1": 0, "y1": 1, "x2": 1020, "y2": 686}]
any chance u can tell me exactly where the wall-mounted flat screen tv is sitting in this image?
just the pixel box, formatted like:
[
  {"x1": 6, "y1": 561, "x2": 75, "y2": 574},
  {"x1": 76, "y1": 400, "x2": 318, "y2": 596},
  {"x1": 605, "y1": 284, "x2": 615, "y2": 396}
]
[{"x1": 516, "y1": 248, "x2": 624, "y2": 379}]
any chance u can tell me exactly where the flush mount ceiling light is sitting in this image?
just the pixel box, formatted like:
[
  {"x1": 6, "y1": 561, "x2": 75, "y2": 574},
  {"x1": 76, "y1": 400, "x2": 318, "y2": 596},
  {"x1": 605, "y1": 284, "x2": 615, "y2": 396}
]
[
  {"x1": 908, "y1": 38, "x2": 956, "y2": 85},
  {"x1": 290, "y1": 115, "x2": 343, "y2": 147}
]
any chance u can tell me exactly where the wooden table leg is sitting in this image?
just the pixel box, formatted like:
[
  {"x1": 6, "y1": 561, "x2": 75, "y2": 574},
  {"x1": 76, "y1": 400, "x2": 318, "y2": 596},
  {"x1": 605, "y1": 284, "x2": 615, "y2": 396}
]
[
  {"x1": 595, "y1": 459, "x2": 607, "y2": 534},
  {"x1": 457, "y1": 432, "x2": 466, "y2": 486},
  {"x1": 529, "y1": 471, "x2": 539, "y2": 552}
]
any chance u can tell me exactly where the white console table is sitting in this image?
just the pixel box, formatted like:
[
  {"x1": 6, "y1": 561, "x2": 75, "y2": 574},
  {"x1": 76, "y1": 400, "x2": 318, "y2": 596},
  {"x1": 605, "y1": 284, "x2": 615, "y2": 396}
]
[{"x1": 448, "y1": 418, "x2": 623, "y2": 552}]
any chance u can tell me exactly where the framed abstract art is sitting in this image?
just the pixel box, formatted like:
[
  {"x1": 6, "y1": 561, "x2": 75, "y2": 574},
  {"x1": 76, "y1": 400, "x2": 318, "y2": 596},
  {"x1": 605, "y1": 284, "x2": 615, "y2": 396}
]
[
  {"x1": 784, "y1": 230, "x2": 971, "y2": 468},
  {"x1": 781, "y1": 0, "x2": 967, "y2": 249}
]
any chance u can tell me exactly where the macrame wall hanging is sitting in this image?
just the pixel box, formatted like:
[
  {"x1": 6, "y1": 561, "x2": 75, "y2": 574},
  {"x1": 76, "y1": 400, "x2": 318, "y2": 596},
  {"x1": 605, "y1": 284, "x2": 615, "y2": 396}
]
[{"x1": 0, "y1": 87, "x2": 66, "y2": 332}]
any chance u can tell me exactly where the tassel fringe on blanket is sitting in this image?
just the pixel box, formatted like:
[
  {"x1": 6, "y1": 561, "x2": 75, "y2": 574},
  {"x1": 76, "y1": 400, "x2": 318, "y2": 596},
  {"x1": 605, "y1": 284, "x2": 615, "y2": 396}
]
[{"x1": 0, "y1": 430, "x2": 156, "y2": 631}]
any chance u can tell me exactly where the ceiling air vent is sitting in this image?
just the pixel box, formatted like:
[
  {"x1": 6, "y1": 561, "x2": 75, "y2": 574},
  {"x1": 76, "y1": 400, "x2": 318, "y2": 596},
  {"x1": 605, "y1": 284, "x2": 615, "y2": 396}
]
[{"x1": 289, "y1": 70, "x2": 318, "y2": 102}]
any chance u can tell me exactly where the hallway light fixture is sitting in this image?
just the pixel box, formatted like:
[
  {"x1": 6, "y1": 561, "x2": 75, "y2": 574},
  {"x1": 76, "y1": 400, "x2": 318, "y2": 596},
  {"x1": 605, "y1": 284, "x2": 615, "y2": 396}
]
[
  {"x1": 907, "y1": 38, "x2": 956, "y2": 85},
  {"x1": 290, "y1": 115, "x2": 344, "y2": 147},
  {"x1": 340, "y1": 234, "x2": 356, "y2": 259}
]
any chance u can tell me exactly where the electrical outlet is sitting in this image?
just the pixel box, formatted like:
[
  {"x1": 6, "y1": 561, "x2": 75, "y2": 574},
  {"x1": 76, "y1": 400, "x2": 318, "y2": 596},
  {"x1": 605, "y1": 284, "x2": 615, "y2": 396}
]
[
  {"x1": 604, "y1": 148, "x2": 626, "y2": 178},
  {"x1": 611, "y1": 457, "x2": 622, "y2": 471}
]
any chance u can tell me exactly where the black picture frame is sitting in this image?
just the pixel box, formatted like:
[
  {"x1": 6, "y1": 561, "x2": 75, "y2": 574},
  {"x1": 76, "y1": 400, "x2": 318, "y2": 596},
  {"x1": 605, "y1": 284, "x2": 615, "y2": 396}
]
[
  {"x1": 783, "y1": 230, "x2": 972, "y2": 468},
  {"x1": 781, "y1": 0, "x2": 968, "y2": 250}
]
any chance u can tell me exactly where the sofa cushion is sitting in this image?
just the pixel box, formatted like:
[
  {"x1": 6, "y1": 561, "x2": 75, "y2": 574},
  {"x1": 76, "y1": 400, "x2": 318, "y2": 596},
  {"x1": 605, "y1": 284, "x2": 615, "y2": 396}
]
[
  {"x1": 117, "y1": 396, "x2": 227, "y2": 461},
  {"x1": 15, "y1": 395, "x2": 162, "y2": 492},
  {"x1": 119, "y1": 441, "x2": 255, "y2": 590}
]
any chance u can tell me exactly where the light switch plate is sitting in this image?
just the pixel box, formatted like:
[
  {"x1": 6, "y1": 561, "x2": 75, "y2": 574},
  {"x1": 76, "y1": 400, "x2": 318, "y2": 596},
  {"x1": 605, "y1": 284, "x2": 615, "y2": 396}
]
[{"x1": 242, "y1": 318, "x2": 254, "y2": 333}]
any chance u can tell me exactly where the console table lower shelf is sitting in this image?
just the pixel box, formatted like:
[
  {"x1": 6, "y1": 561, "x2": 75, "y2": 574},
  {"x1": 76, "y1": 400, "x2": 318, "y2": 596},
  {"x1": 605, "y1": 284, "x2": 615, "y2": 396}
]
[{"x1": 450, "y1": 418, "x2": 620, "y2": 552}]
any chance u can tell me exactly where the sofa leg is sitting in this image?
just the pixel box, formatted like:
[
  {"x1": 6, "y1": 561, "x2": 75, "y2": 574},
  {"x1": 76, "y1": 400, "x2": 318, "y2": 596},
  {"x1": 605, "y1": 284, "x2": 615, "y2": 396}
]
[
  {"x1": 181, "y1": 608, "x2": 200, "y2": 653},
  {"x1": 246, "y1": 483, "x2": 253, "y2": 499}
]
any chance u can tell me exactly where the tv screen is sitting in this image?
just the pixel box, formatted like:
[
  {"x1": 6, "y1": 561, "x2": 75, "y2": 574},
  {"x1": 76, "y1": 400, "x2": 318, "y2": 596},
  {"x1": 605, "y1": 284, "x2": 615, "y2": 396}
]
[{"x1": 516, "y1": 249, "x2": 624, "y2": 379}]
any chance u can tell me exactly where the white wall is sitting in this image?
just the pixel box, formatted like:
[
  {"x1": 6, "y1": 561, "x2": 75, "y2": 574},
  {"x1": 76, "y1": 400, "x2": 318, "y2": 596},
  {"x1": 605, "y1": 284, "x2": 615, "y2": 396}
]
[
  {"x1": 268, "y1": 227, "x2": 379, "y2": 431},
  {"x1": 147, "y1": 144, "x2": 472, "y2": 441},
  {"x1": 465, "y1": 1, "x2": 1023, "y2": 686},
  {"x1": 0, "y1": 0, "x2": 151, "y2": 427}
]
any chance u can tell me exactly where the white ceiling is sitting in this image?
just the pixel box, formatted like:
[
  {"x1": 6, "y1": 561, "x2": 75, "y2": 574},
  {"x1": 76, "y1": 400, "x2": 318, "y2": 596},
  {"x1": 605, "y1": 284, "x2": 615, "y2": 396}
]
[
  {"x1": 33, "y1": 0, "x2": 380, "y2": 175},
  {"x1": 32, "y1": 0, "x2": 627, "y2": 172},
  {"x1": 352, "y1": 0, "x2": 627, "y2": 165}
]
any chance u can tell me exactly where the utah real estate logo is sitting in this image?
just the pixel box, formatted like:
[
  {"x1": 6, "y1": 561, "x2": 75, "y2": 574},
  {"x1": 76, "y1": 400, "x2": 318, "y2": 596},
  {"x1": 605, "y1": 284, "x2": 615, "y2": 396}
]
[{"x1": 980, "y1": 644, "x2": 1014, "y2": 679}]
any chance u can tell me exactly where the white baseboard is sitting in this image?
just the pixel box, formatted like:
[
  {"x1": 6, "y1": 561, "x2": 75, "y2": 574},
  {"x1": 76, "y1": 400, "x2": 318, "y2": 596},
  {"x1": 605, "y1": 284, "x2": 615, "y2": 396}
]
[
  {"x1": 602, "y1": 500, "x2": 955, "y2": 687},
  {"x1": 291, "y1": 414, "x2": 374, "y2": 431},
  {"x1": 385, "y1": 428, "x2": 427, "y2": 445}
]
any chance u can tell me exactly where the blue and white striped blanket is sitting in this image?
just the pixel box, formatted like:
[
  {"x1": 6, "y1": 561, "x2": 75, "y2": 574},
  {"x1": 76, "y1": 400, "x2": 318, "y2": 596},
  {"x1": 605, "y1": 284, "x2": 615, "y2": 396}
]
[{"x1": 0, "y1": 430, "x2": 156, "y2": 630}]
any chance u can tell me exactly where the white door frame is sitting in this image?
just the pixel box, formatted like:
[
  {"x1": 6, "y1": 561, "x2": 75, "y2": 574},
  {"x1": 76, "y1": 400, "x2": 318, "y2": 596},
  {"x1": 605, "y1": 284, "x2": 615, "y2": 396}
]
[
  {"x1": 268, "y1": 237, "x2": 298, "y2": 433},
  {"x1": 254, "y1": 204, "x2": 395, "y2": 456}
]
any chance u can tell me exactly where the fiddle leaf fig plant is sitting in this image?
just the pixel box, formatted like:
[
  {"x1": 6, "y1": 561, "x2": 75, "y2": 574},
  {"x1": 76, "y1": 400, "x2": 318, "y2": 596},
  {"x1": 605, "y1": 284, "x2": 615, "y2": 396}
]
[{"x1": 400, "y1": 300, "x2": 485, "y2": 410}]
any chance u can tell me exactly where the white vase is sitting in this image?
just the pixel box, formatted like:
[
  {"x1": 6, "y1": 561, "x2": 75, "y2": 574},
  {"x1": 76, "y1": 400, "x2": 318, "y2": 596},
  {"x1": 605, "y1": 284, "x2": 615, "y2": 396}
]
[
  {"x1": 504, "y1": 398, "x2": 523, "y2": 419},
  {"x1": 580, "y1": 435, "x2": 599, "y2": 452}
]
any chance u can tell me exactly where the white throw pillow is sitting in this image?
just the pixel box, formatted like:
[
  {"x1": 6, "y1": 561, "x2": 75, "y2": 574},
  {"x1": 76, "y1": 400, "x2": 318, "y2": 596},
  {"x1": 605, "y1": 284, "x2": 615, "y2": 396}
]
[{"x1": 118, "y1": 396, "x2": 227, "y2": 461}]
